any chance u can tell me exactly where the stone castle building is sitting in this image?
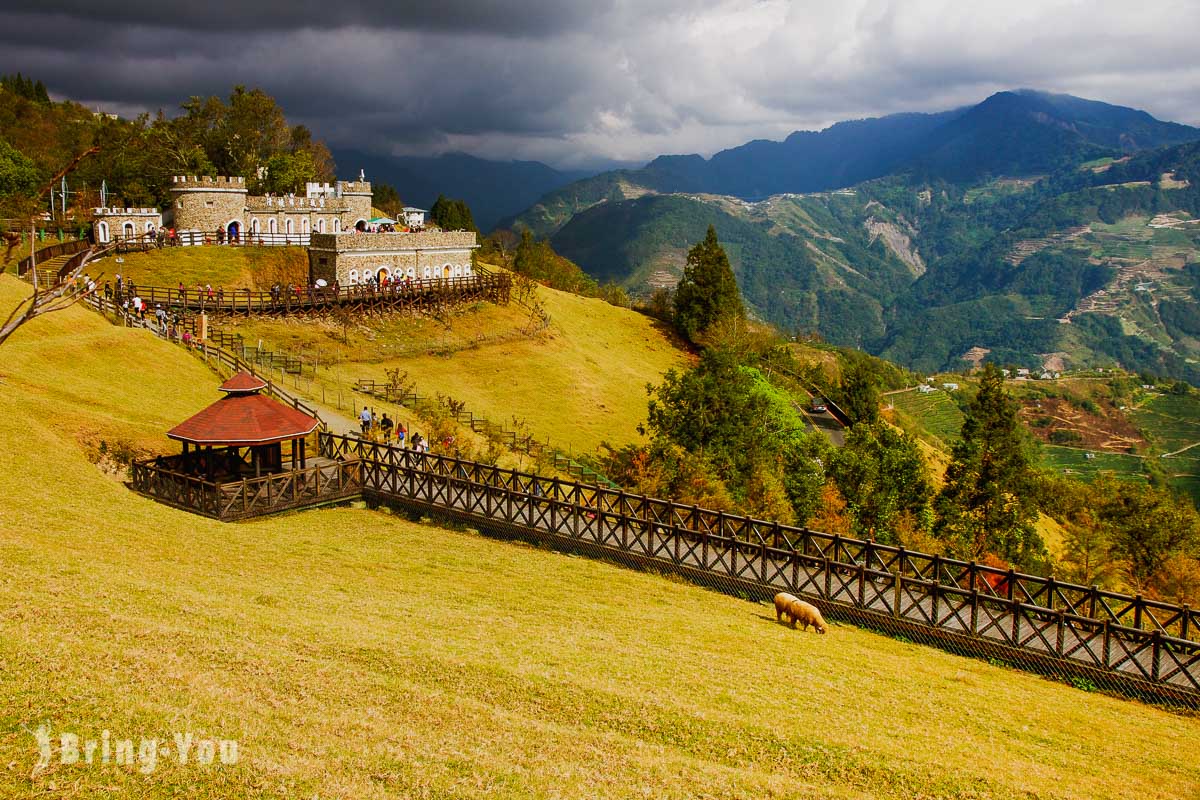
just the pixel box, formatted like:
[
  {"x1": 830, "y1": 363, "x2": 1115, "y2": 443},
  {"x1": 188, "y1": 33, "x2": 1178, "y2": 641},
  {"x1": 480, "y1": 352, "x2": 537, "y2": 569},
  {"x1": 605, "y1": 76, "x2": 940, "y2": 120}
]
[
  {"x1": 94, "y1": 175, "x2": 374, "y2": 244},
  {"x1": 308, "y1": 231, "x2": 479, "y2": 286},
  {"x1": 92, "y1": 171, "x2": 478, "y2": 288},
  {"x1": 168, "y1": 175, "x2": 374, "y2": 242}
]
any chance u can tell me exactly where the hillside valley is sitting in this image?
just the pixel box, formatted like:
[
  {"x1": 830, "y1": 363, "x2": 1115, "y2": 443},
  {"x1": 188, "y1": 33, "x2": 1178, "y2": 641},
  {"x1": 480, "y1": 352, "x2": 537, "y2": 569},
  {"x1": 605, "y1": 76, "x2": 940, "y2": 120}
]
[{"x1": 506, "y1": 94, "x2": 1200, "y2": 382}]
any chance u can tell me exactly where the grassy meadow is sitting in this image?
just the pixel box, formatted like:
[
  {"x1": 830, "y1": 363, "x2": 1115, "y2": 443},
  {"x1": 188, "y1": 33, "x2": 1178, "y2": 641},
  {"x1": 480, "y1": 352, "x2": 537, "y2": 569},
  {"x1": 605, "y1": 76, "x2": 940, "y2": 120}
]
[
  {"x1": 225, "y1": 279, "x2": 687, "y2": 454},
  {"x1": 85, "y1": 247, "x2": 689, "y2": 453},
  {"x1": 1, "y1": 278, "x2": 1200, "y2": 798},
  {"x1": 94, "y1": 245, "x2": 309, "y2": 291}
]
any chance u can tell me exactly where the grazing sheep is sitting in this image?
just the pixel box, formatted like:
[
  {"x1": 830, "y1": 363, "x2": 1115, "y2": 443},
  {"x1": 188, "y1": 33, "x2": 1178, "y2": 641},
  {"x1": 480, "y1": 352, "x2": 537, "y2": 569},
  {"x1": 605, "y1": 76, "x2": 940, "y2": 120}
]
[
  {"x1": 773, "y1": 592, "x2": 827, "y2": 633},
  {"x1": 774, "y1": 592, "x2": 800, "y2": 624},
  {"x1": 788, "y1": 598, "x2": 828, "y2": 633}
]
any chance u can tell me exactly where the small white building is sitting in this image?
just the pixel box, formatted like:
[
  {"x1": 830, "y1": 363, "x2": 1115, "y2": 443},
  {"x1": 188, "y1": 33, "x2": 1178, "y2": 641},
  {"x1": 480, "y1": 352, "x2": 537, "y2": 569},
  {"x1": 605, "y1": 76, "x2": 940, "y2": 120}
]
[
  {"x1": 402, "y1": 207, "x2": 427, "y2": 228},
  {"x1": 916, "y1": 384, "x2": 935, "y2": 394},
  {"x1": 942, "y1": 382, "x2": 959, "y2": 391},
  {"x1": 93, "y1": 207, "x2": 162, "y2": 243}
]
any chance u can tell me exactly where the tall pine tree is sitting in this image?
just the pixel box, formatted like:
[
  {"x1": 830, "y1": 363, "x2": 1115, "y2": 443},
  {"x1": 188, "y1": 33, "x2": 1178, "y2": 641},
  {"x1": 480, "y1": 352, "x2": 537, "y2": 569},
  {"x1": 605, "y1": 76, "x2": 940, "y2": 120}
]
[
  {"x1": 934, "y1": 363, "x2": 1043, "y2": 566},
  {"x1": 673, "y1": 225, "x2": 743, "y2": 342}
]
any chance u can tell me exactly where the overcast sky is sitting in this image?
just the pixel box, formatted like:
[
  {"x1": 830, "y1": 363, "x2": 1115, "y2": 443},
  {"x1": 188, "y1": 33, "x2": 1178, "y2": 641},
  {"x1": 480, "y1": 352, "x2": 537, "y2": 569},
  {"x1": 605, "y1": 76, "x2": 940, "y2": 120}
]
[{"x1": 2, "y1": 0, "x2": 1199, "y2": 170}]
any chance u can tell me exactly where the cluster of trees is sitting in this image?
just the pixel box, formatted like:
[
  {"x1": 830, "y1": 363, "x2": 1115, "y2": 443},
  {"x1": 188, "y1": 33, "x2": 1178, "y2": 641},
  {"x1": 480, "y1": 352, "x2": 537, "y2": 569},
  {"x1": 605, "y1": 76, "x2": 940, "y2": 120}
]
[
  {"x1": 0, "y1": 82, "x2": 335, "y2": 221},
  {"x1": 0, "y1": 73, "x2": 50, "y2": 105},
  {"x1": 1049, "y1": 476, "x2": 1200, "y2": 601},
  {"x1": 476, "y1": 228, "x2": 630, "y2": 307},
  {"x1": 373, "y1": 184, "x2": 404, "y2": 218},
  {"x1": 429, "y1": 195, "x2": 477, "y2": 233},
  {"x1": 603, "y1": 227, "x2": 1199, "y2": 601}
]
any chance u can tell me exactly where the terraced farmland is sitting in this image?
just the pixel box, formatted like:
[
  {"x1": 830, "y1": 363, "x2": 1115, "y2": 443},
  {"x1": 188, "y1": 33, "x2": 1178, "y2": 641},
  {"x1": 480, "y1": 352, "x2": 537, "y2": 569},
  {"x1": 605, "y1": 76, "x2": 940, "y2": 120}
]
[
  {"x1": 1038, "y1": 445, "x2": 1147, "y2": 483},
  {"x1": 1131, "y1": 393, "x2": 1200, "y2": 503},
  {"x1": 887, "y1": 388, "x2": 965, "y2": 447}
]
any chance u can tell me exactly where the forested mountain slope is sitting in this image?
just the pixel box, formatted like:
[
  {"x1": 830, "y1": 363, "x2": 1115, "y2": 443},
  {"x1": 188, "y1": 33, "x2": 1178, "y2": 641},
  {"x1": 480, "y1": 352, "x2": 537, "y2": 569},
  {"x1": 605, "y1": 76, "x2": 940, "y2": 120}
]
[{"x1": 542, "y1": 139, "x2": 1200, "y2": 381}]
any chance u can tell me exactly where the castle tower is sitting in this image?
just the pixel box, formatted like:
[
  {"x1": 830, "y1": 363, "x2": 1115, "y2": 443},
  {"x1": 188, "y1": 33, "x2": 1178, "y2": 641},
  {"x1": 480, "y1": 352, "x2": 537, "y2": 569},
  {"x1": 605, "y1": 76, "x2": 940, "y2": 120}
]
[
  {"x1": 337, "y1": 178, "x2": 373, "y2": 231},
  {"x1": 169, "y1": 175, "x2": 249, "y2": 240}
]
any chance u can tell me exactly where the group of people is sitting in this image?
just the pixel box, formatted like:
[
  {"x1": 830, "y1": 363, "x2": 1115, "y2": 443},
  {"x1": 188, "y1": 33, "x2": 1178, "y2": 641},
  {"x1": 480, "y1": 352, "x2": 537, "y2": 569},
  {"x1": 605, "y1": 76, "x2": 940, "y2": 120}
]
[
  {"x1": 213, "y1": 226, "x2": 241, "y2": 245},
  {"x1": 358, "y1": 407, "x2": 434, "y2": 452},
  {"x1": 142, "y1": 226, "x2": 179, "y2": 248},
  {"x1": 178, "y1": 282, "x2": 225, "y2": 304}
]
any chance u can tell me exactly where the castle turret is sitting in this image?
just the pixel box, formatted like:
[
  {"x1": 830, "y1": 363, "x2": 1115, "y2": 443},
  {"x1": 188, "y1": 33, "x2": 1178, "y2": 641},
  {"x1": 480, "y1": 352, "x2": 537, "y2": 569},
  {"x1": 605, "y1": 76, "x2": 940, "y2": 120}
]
[{"x1": 169, "y1": 175, "x2": 249, "y2": 239}]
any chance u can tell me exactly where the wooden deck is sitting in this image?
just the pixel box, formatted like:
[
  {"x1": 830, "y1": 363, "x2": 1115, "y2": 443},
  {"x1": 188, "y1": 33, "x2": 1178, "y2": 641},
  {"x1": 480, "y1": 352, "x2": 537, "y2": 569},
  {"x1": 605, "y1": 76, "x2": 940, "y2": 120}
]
[{"x1": 131, "y1": 454, "x2": 363, "y2": 521}]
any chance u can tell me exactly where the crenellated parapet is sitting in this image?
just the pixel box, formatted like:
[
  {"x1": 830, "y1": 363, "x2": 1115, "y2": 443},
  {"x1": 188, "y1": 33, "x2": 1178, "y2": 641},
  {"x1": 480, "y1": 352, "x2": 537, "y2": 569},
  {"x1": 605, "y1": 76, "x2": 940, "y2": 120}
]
[
  {"x1": 170, "y1": 175, "x2": 248, "y2": 192},
  {"x1": 338, "y1": 180, "x2": 372, "y2": 195},
  {"x1": 93, "y1": 207, "x2": 160, "y2": 216}
]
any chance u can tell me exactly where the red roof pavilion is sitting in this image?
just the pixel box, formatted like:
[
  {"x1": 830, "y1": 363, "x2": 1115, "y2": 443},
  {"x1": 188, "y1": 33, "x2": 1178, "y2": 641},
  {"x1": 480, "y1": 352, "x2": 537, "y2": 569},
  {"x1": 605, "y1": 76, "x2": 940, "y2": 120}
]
[{"x1": 168, "y1": 371, "x2": 319, "y2": 447}]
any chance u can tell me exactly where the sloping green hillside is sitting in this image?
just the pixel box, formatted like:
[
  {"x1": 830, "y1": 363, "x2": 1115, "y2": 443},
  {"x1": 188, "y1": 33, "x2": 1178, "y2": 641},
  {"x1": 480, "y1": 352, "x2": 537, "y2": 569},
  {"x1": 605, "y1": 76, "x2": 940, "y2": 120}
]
[{"x1": 1, "y1": 276, "x2": 1199, "y2": 799}]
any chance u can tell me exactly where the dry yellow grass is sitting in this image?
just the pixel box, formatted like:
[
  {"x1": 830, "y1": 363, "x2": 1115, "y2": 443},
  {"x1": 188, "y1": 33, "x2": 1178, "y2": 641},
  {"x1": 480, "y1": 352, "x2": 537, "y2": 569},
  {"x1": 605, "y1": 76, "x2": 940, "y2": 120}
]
[
  {"x1": 0, "y1": 274, "x2": 1198, "y2": 799},
  {"x1": 226, "y1": 282, "x2": 690, "y2": 453}
]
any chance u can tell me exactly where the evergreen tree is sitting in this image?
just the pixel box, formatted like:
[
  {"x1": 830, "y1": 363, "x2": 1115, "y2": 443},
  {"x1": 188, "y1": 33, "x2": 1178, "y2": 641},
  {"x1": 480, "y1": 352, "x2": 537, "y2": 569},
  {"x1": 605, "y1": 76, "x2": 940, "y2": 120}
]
[
  {"x1": 829, "y1": 423, "x2": 931, "y2": 542},
  {"x1": 373, "y1": 183, "x2": 404, "y2": 217},
  {"x1": 934, "y1": 363, "x2": 1043, "y2": 565},
  {"x1": 840, "y1": 359, "x2": 880, "y2": 425},
  {"x1": 429, "y1": 195, "x2": 477, "y2": 233},
  {"x1": 673, "y1": 224, "x2": 743, "y2": 342}
]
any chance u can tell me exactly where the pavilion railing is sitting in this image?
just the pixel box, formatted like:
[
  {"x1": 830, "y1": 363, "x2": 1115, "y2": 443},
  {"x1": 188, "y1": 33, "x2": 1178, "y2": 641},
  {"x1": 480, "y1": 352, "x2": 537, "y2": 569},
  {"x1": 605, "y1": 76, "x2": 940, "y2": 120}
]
[{"x1": 131, "y1": 453, "x2": 362, "y2": 521}]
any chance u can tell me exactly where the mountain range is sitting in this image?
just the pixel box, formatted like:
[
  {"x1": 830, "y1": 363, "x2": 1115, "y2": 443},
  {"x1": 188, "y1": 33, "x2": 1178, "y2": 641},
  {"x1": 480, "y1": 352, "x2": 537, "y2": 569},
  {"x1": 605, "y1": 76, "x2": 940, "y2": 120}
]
[
  {"x1": 498, "y1": 90, "x2": 1200, "y2": 382},
  {"x1": 331, "y1": 149, "x2": 595, "y2": 231}
]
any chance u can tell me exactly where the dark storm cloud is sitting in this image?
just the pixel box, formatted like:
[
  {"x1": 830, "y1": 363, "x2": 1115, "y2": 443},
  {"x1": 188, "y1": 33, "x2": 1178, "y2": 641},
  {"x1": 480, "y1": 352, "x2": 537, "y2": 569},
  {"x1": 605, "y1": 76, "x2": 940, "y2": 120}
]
[
  {"x1": 1, "y1": 1, "x2": 1198, "y2": 169},
  {"x1": 0, "y1": 1, "x2": 616, "y2": 37}
]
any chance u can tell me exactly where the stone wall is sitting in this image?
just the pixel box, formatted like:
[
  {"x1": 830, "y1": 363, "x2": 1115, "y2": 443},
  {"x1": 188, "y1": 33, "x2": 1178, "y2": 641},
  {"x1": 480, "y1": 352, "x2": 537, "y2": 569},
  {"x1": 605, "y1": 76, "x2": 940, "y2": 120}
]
[{"x1": 307, "y1": 231, "x2": 479, "y2": 285}]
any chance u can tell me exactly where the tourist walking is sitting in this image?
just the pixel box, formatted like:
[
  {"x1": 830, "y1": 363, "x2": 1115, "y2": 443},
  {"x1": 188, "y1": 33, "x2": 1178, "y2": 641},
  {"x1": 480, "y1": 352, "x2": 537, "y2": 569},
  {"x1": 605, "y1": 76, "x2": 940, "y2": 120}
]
[{"x1": 359, "y1": 406, "x2": 372, "y2": 434}]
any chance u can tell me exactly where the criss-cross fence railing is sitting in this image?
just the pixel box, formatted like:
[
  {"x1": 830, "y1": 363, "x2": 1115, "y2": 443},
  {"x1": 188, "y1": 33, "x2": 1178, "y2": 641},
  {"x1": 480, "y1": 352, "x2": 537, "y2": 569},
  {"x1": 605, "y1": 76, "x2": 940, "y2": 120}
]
[
  {"x1": 318, "y1": 431, "x2": 1200, "y2": 706},
  {"x1": 106, "y1": 267, "x2": 511, "y2": 316}
]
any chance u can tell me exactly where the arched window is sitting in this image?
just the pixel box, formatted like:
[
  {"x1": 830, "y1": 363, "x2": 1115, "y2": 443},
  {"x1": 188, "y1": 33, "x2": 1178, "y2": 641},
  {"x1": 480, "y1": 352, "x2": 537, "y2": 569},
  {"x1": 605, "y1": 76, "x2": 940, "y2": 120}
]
[
  {"x1": 317, "y1": 219, "x2": 326, "y2": 233},
  {"x1": 406, "y1": 266, "x2": 416, "y2": 278},
  {"x1": 463, "y1": 263, "x2": 473, "y2": 276},
  {"x1": 333, "y1": 219, "x2": 341, "y2": 233},
  {"x1": 268, "y1": 218, "x2": 278, "y2": 234},
  {"x1": 122, "y1": 222, "x2": 134, "y2": 239},
  {"x1": 285, "y1": 218, "x2": 294, "y2": 235},
  {"x1": 422, "y1": 266, "x2": 432, "y2": 280},
  {"x1": 251, "y1": 218, "x2": 260, "y2": 234},
  {"x1": 97, "y1": 221, "x2": 109, "y2": 243},
  {"x1": 302, "y1": 218, "x2": 310, "y2": 234},
  {"x1": 348, "y1": 269, "x2": 359, "y2": 285},
  {"x1": 145, "y1": 221, "x2": 155, "y2": 233}
]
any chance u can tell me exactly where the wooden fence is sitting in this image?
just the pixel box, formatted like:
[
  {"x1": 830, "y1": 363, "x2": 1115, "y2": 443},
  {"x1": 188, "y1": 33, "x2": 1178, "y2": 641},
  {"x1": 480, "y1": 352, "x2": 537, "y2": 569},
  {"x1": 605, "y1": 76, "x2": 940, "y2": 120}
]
[
  {"x1": 131, "y1": 455, "x2": 361, "y2": 521},
  {"x1": 87, "y1": 293, "x2": 324, "y2": 423},
  {"x1": 352, "y1": 378, "x2": 617, "y2": 486},
  {"x1": 111, "y1": 268, "x2": 511, "y2": 317},
  {"x1": 14, "y1": 237, "x2": 90, "y2": 277},
  {"x1": 317, "y1": 432, "x2": 1200, "y2": 704}
]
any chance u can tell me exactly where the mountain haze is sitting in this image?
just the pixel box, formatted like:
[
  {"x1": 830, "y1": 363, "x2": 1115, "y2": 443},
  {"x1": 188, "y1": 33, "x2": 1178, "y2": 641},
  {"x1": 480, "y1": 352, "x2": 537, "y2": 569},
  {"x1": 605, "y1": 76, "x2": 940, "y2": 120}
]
[{"x1": 332, "y1": 150, "x2": 593, "y2": 231}]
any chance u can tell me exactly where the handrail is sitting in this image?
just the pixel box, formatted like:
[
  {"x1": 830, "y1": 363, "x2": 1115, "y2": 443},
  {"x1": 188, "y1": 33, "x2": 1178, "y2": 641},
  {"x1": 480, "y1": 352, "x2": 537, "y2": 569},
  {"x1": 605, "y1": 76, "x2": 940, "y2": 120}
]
[
  {"x1": 14, "y1": 237, "x2": 90, "y2": 277},
  {"x1": 316, "y1": 431, "x2": 1199, "y2": 645},
  {"x1": 316, "y1": 431, "x2": 1200, "y2": 701},
  {"x1": 107, "y1": 269, "x2": 510, "y2": 315},
  {"x1": 85, "y1": 293, "x2": 326, "y2": 426}
]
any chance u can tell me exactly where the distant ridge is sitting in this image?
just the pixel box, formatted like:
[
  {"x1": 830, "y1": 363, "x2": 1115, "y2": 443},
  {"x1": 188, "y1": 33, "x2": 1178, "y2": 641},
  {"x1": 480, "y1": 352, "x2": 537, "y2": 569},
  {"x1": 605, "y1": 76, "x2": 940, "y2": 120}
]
[
  {"x1": 510, "y1": 90, "x2": 1200, "y2": 238},
  {"x1": 330, "y1": 149, "x2": 596, "y2": 231}
]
